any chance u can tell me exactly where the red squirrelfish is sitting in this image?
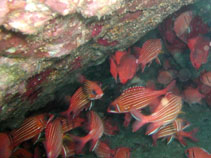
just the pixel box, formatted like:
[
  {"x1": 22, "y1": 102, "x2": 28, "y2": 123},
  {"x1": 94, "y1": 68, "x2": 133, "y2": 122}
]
[
  {"x1": 113, "y1": 147, "x2": 130, "y2": 158},
  {"x1": 71, "y1": 111, "x2": 104, "y2": 153},
  {"x1": 110, "y1": 50, "x2": 138, "y2": 84},
  {"x1": 174, "y1": 11, "x2": 193, "y2": 42},
  {"x1": 81, "y1": 77, "x2": 104, "y2": 100},
  {"x1": 45, "y1": 118, "x2": 63, "y2": 158},
  {"x1": 131, "y1": 92, "x2": 182, "y2": 135},
  {"x1": 200, "y1": 71, "x2": 211, "y2": 87},
  {"x1": 94, "y1": 141, "x2": 114, "y2": 158},
  {"x1": 107, "y1": 80, "x2": 175, "y2": 113},
  {"x1": 0, "y1": 133, "x2": 12, "y2": 158},
  {"x1": 138, "y1": 39, "x2": 162, "y2": 72},
  {"x1": 185, "y1": 147, "x2": 211, "y2": 158},
  {"x1": 60, "y1": 116, "x2": 84, "y2": 133},
  {"x1": 61, "y1": 78, "x2": 103, "y2": 119},
  {"x1": 9, "y1": 114, "x2": 48, "y2": 147},
  {"x1": 187, "y1": 35, "x2": 210, "y2": 70},
  {"x1": 183, "y1": 86, "x2": 204, "y2": 104},
  {"x1": 103, "y1": 117, "x2": 119, "y2": 136},
  {"x1": 157, "y1": 70, "x2": 174, "y2": 85},
  {"x1": 152, "y1": 118, "x2": 198, "y2": 146}
]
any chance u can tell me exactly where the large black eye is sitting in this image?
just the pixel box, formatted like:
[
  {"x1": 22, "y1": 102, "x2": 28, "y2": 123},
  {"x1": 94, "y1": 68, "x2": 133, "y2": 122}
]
[
  {"x1": 109, "y1": 105, "x2": 116, "y2": 111},
  {"x1": 92, "y1": 90, "x2": 97, "y2": 95}
]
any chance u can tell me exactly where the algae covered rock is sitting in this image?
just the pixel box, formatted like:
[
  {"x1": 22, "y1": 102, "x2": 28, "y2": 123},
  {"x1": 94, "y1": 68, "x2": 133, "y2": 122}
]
[{"x1": 0, "y1": 0, "x2": 196, "y2": 129}]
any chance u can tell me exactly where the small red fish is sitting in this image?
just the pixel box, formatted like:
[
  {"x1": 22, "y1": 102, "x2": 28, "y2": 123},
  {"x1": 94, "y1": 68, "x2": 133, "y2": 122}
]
[
  {"x1": 0, "y1": 133, "x2": 12, "y2": 158},
  {"x1": 94, "y1": 141, "x2": 114, "y2": 158},
  {"x1": 45, "y1": 118, "x2": 63, "y2": 158},
  {"x1": 123, "y1": 113, "x2": 132, "y2": 127},
  {"x1": 159, "y1": 10, "x2": 187, "y2": 54},
  {"x1": 61, "y1": 77, "x2": 103, "y2": 119},
  {"x1": 110, "y1": 50, "x2": 138, "y2": 84},
  {"x1": 187, "y1": 35, "x2": 210, "y2": 70},
  {"x1": 138, "y1": 39, "x2": 162, "y2": 72},
  {"x1": 174, "y1": 11, "x2": 193, "y2": 42},
  {"x1": 60, "y1": 116, "x2": 84, "y2": 133},
  {"x1": 185, "y1": 147, "x2": 211, "y2": 158},
  {"x1": 152, "y1": 118, "x2": 198, "y2": 146},
  {"x1": 113, "y1": 147, "x2": 130, "y2": 158},
  {"x1": 71, "y1": 111, "x2": 104, "y2": 153},
  {"x1": 9, "y1": 114, "x2": 48, "y2": 147},
  {"x1": 157, "y1": 70, "x2": 174, "y2": 85},
  {"x1": 131, "y1": 92, "x2": 182, "y2": 135},
  {"x1": 107, "y1": 80, "x2": 175, "y2": 113},
  {"x1": 10, "y1": 148, "x2": 33, "y2": 158},
  {"x1": 187, "y1": 16, "x2": 209, "y2": 40},
  {"x1": 183, "y1": 86, "x2": 205, "y2": 104},
  {"x1": 103, "y1": 117, "x2": 119, "y2": 136},
  {"x1": 80, "y1": 76, "x2": 104, "y2": 100},
  {"x1": 200, "y1": 71, "x2": 211, "y2": 87}
]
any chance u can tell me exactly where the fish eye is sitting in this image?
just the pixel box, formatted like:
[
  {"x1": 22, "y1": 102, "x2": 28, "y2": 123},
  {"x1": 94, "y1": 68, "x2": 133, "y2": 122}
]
[
  {"x1": 109, "y1": 105, "x2": 117, "y2": 111},
  {"x1": 91, "y1": 90, "x2": 97, "y2": 95}
]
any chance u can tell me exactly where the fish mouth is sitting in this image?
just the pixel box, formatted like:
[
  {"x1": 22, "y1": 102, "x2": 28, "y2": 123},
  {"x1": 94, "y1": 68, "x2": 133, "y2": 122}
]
[
  {"x1": 96, "y1": 93, "x2": 104, "y2": 99},
  {"x1": 90, "y1": 93, "x2": 104, "y2": 100}
]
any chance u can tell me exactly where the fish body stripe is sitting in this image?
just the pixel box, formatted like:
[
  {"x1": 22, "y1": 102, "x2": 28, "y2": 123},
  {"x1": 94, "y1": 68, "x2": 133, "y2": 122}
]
[
  {"x1": 113, "y1": 88, "x2": 166, "y2": 112},
  {"x1": 10, "y1": 115, "x2": 47, "y2": 146},
  {"x1": 152, "y1": 94, "x2": 182, "y2": 124}
]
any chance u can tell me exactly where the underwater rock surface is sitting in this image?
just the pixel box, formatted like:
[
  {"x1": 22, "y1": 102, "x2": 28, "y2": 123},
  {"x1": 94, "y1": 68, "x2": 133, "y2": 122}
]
[{"x1": 0, "y1": 0, "x2": 196, "y2": 129}]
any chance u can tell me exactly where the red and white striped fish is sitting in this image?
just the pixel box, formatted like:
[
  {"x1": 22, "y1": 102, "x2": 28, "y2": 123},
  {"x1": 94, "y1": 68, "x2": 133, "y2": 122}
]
[
  {"x1": 185, "y1": 147, "x2": 211, "y2": 158},
  {"x1": 107, "y1": 80, "x2": 175, "y2": 113},
  {"x1": 71, "y1": 111, "x2": 104, "y2": 153},
  {"x1": 9, "y1": 114, "x2": 48, "y2": 147},
  {"x1": 152, "y1": 118, "x2": 198, "y2": 146},
  {"x1": 131, "y1": 92, "x2": 182, "y2": 135},
  {"x1": 200, "y1": 71, "x2": 211, "y2": 87},
  {"x1": 138, "y1": 39, "x2": 162, "y2": 72},
  {"x1": 60, "y1": 116, "x2": 84, "y2": 133},
  {"x1": 61, "y1": 78, "x2": 103, "y2": 119},
  {"x1": 45, "y1": 118, "x2": 63, "y2": 158},
  {"x1": 113, "y1": 147, "x2": 130, "y2": 158},
  {"x1": 94, "y1": 141, "x2": 114, "y2": 158}
]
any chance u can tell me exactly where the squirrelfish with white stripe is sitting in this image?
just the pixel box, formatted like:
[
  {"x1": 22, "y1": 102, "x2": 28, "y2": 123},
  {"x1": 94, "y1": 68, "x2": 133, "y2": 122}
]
[
  {"x1": 131, "y1": 92, "x2": 182, "y2": 135},
  {"x1": 107, "y1": 80, "x2": 175, "y2": 113}
]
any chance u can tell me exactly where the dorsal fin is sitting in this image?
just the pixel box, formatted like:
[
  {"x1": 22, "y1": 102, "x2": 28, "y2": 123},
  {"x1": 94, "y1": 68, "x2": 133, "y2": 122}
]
[{"x1": 115, "y1": 51, "x2": 127, "y2": 65}]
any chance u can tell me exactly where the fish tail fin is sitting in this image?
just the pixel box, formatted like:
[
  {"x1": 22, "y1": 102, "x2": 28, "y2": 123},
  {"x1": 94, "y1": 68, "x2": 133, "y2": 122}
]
[
  {"x1": 182, "y1": 128, "x2": 198, "y2": 142},
  {"x1": 110, "y1": 57, "x2": 118, "y2": 82},
  {"x1": 77, "y1": 74, "x2": 86, "y2": 84},
  {"x1": 70, "y1": 135, "x2": 88, "y2": 154},
  {"x1": 90, "y1": 139, "x2": 99, "y2": 151},
  {"x1": 146, "y1": 123, "x2": 161, "y2": 135},
  {"x1": 152, "y1": 133, "x2": 158, "y2": 146},
  {"x1": 130, "y1": 109, "x2": 147, "y2": 132},
  {"x1": 164, "y1": 80, "x2": 176, "y2": 92},
  {"x1": 141, "y1": 64, "x2": 146, "y2": 72},
  {"x1": 177, "y1": 135, "x2": 187, "y2": 146}
]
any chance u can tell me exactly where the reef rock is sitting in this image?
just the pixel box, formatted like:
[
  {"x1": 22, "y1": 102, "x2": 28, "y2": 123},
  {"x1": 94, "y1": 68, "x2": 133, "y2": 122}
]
[{"x1": 0, "y1": 0, "x2": 196, "y2": 130}]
